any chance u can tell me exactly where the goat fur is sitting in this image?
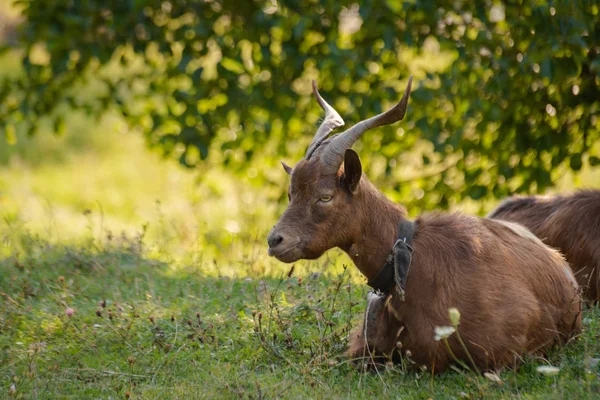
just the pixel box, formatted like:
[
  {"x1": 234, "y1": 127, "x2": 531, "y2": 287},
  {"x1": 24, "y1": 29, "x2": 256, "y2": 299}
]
[{"x1": 489, "y1": 190, "x2": 600, "y2": 302}]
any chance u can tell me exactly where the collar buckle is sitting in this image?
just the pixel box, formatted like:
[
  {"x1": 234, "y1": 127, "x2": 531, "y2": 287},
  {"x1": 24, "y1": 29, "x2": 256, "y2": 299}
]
[{"x1": 367, "y1": 220, "x2": 417, "y2": 295}]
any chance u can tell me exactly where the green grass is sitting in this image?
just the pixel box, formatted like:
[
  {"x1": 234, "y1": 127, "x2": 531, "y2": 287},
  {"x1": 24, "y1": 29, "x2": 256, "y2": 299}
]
[
  {"x1": 1, "y1": 228, "x2": 599, "y2": 399},
  {"x1": 0, "y1": 110, "x2": 599, "y2": 398}
]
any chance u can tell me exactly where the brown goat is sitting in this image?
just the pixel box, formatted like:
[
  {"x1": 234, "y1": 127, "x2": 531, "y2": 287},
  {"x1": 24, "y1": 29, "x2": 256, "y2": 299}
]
[
  {"x1": 267, "y1": 77, "x2": 581, "y2": 373},
  {"x1": 488, "y1": 190, "x2": 600, "y2": 302}
]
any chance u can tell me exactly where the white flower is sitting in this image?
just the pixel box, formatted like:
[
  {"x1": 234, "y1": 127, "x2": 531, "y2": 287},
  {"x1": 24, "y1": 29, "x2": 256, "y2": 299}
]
[
  {"x1": 434, "y1": 325, "x2": 456, "y2": 341},
  {"x1": 537, "y1": 365, "x2": 560, "y2": 376}
]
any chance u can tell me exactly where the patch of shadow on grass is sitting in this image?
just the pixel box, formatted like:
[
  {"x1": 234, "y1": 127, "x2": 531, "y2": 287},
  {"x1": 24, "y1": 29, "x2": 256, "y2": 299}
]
[{"x1": 0, "y1": 231, "x2": 369, "y2": 398}]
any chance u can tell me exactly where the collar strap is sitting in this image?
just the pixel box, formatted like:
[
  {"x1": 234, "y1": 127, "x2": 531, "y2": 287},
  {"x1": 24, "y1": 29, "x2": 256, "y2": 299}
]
[{"x1": 367, "y1": 219, "x2": 417, "y2": 295}]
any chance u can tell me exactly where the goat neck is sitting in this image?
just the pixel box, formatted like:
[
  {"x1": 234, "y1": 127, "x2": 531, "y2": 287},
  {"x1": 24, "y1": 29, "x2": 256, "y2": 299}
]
[{"x1": 344, "y1": 179, "x2": 409, "y2": 281}]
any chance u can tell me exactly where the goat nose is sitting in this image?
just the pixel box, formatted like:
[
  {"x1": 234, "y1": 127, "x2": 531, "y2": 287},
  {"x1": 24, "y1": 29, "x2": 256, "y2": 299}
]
[{"x1": 267, "y1": 232, "x2": 284, "y2": 248}]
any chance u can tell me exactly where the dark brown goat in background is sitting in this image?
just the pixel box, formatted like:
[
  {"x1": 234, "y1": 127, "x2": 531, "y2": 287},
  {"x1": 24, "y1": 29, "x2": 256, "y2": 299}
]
[
  {"x1": 489, "y1": 190, "x2": 600, "y2": 302},
  {"x1": 267, "y1": 75, "x2": 581, "y2": 372}
]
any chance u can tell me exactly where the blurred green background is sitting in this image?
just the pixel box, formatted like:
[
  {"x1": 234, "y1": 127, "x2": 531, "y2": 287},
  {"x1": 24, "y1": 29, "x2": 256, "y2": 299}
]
[{"x1": 0, "y1": 0, "x2": 599, "y2": 260}]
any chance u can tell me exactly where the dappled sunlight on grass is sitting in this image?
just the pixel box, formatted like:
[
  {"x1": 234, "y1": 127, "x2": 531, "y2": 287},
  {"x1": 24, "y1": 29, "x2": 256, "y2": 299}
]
[
  {"x1": 2, "y1": 232, "x2": 598, "y2": 398},
  {"x1": 0, "y1": 233, "x2": 372, "y2": 397},
  {"x1": 0, "y1": 113, "x2": 371, "y2": 283},
  {"x1": 0, "y1": 113, "x2": 281, "y2": 264}
]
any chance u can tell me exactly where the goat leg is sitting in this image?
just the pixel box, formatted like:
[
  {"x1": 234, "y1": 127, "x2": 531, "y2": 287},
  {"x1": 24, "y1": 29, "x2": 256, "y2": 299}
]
[{"x1": 347, "y1": 292, "x2": 392, "y2": 366}]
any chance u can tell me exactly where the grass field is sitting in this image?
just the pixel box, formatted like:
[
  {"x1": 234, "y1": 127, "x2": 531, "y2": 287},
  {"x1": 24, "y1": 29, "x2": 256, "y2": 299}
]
[
  {"x1": 1, "y1": 233, "x2": 599, "y2": 399},
  {"x1": 1, "y1": 116, "x2": 599, "y2": 399}
]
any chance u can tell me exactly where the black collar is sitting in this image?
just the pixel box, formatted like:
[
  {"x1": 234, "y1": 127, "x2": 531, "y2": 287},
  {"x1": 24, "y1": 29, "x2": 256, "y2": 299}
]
[{"x1": 367, "y1": 219, "x2": 417, "y2": 296}]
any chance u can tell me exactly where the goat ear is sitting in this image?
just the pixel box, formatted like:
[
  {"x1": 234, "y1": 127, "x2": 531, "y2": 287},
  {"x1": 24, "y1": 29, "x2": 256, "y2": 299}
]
[
  {"x1": 343, "y1": 149, "x2": 362, "y2": 194},
  {"x1": 280, "y1": 161, "x2": 293, "y2": 175}
]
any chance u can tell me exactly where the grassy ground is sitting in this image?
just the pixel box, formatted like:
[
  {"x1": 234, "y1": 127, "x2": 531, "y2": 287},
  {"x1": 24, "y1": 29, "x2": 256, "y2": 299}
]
[
  {"x1": 1, "y1": 225, "x2": 600, "y2": 399},
  {"x1": 0, "y1": 121, "x2": 599, "y2": 399}
]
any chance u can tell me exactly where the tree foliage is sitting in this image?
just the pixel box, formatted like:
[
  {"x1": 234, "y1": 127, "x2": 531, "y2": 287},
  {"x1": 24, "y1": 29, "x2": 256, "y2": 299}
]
[{"x1": 2, "y1": 0, "x2": 599, "y2": 209}]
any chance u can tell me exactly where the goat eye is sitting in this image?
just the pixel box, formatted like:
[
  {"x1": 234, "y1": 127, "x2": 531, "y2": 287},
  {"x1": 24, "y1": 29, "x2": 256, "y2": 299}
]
[{"x1": 319, "y1": 195, "x2": 333, "y2": 203}]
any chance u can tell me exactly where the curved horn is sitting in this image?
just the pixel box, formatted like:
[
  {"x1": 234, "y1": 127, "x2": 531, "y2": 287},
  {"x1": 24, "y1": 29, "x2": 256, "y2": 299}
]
[
  {"x1": 305, "y1": 80, "x2": 345, "y2": 159},
  {"x1": 321, "y1": 75, "x2": 413, "y2": 173}
]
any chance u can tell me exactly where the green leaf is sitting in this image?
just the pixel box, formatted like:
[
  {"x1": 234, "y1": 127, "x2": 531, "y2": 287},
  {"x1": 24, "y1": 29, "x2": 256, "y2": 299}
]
[
  {"x1": 467, "y1": 185, "x2": 488, "y2": 200},
  {"x1": 409, "y1": 87, "x2": 434, "y2": 103},
  {"x1": 569, "y1": 153, "x2": 582, "y2": 171},
  {"x1": 540, "y1": 58, "x2": 552, "y2": 79},
  {"x1": 221, "y1": 57, "x2": 245, "y2": 74}
]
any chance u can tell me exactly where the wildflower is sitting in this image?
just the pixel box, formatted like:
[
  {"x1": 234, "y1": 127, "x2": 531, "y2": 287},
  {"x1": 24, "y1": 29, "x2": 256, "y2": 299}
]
[
  {"x1": 434, "y1": 325, "x2": 456, "y2": 341},
  {"x1": 65, "y1": 308, "x2": 75, "y2": 318},
  {"x1": 537, "y1": 365, "x2": 560, "y2": 376},
  {"x1": 449, "y1": 307, "x2": 461, "y2": 326}
]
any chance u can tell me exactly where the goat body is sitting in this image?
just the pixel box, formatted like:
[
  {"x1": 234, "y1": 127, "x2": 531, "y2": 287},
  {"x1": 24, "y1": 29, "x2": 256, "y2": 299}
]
[
  {"x1": 267, "y1": 77, "x2": 582, "y2": 373},
  {"x1": 348, "y1": 211, "x2": 581, "y2": 372},
  {"x1": 489, "y1": 190, "x2": 600, "y2": 302}
]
